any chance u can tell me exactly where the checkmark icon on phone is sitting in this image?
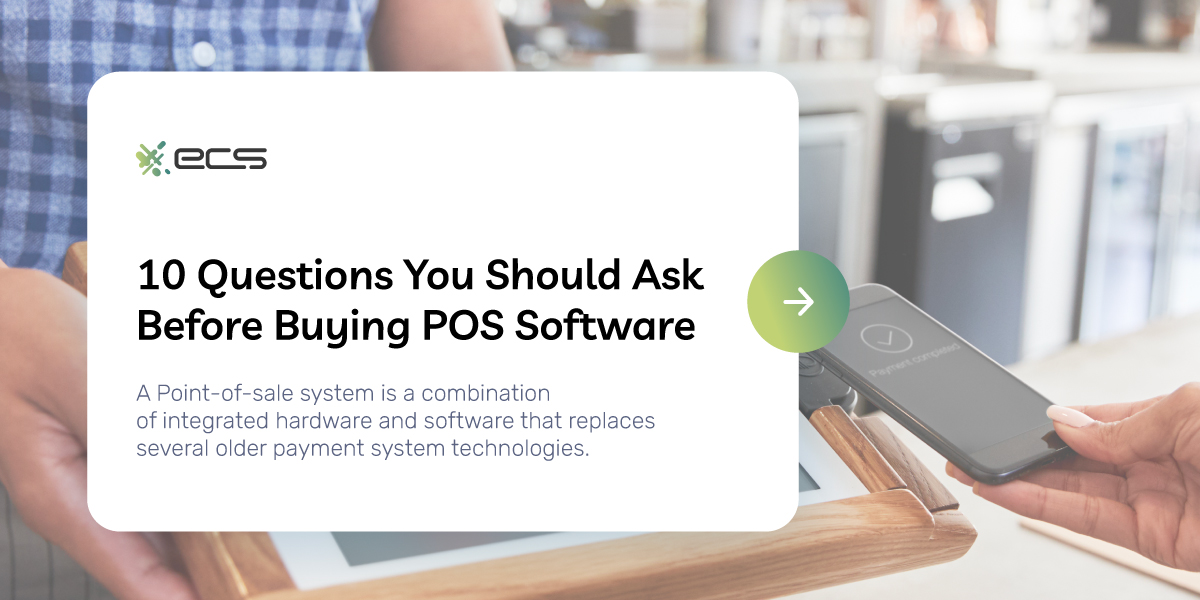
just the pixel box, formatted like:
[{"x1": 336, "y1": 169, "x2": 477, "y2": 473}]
[{"x1": 860, "y1": 324, "x2": 913, "y2": 353}]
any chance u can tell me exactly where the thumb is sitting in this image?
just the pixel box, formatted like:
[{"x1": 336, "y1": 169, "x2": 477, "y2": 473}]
[{"x1": 1047, "y1": 385, "x2": 1199, "y2": 465}]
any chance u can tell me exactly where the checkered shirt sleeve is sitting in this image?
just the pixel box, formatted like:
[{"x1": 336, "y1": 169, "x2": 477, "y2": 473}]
[{"x1": 0, "y1": 0, "x2": 377, "y2": 274}]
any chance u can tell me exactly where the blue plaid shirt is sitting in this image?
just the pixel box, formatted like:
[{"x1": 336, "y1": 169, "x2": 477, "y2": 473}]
[{"x1": 0, "y1": 0, "x2": 378, "y2": 274}]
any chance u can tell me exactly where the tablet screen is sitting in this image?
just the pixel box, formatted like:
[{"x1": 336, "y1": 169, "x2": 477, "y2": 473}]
[
  {"x1": 271, "y1": 414, "x2": 867, "y2": 590},
  {"x1": 333, "y1": 532, "x2": 551, "y2": 567},
  {"x1": 331, "y1": 464, "x2": 821, "y2": 568}
]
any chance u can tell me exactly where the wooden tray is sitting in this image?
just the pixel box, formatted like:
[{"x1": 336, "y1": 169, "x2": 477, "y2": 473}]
[{"x1": 61, "y1": 242, "x2": 975, "y2": 600}]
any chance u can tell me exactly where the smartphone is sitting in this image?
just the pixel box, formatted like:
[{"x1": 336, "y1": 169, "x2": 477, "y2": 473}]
[
  {"x1": 797, "y1": 353, "x2": 857, "y2": 418},
  {"x1": 812, "y1": 284, "x2": 1073, "y2": 485}
]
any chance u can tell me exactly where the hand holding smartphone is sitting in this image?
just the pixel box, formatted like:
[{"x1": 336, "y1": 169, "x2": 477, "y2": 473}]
[{"x1": 813, "y1": 284, "x2": 1073, "y2": 485}]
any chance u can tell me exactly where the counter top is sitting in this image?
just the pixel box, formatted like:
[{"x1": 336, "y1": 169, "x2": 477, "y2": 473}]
[
  {"x1": 547, "y1": 55, "x2": 884, "y2": 114},
  {"x1": 923, "y1": 48, "x2": 1200, "y2": 96}
]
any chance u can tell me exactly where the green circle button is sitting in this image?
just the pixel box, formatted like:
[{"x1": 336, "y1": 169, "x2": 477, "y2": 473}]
[{"x1": 747, "y1": 251, "x2": 849, "y2": 353}]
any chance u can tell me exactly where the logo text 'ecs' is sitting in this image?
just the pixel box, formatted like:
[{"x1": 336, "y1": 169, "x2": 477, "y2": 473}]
[{"x1": 174, "y1": 148, "x2": 267, "y2": 170}]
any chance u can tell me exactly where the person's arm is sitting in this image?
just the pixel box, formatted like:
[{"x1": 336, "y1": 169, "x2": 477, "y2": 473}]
[
  {"x1": 0, "y1": 266, "x2": 197, "y2": 600},
  {"x1": 947, "y1": 383, "x2": 1200, "y2": 571},
  {"x1": 369, "y1": 0, "x2": 514, "y2": 71}
]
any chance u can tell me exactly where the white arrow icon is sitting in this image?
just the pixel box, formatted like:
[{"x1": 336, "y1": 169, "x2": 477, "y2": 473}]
[{"x1": 783, "y1": 286, "x2": 815, "y2": 316}]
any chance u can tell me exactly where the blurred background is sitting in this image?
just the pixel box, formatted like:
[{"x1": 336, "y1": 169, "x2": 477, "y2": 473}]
[
  {"x1": 489, "y1": 5, "x2": 1200, "y2": 596},
  {"x1": 495, "y1": 0, "x2": 1200, "y2": 366}
]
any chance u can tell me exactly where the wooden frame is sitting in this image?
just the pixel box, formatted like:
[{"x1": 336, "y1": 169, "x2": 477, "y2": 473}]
[
  {"x1": 61, "y1": 242, "x2": 974, "y2": 600},
  {"x1": 169, "y1": 407, "x2": 974, "y2": 600},
  {"x1": 62, "y1": 241, "x2": 88, "y2": 296}
]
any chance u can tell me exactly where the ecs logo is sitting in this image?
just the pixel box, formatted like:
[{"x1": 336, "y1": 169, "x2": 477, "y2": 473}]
[
  {"x1": 136, "y1": 141, "x2": 171, "y2": 177},
  {"x1": 135, "y1": 141, "x2": 268, "y2": 177},
  {"x1": 174, "y1": 147, "x2": 267, "y2": 170}
]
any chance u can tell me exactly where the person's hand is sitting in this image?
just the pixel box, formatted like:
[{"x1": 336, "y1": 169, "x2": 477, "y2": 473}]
[
  {"x1": 947, "y1": 383, "x2": 1200, "y2": 571},
  {"x1": 0, "y1": 266, "x2": 198, "y2": 600}
]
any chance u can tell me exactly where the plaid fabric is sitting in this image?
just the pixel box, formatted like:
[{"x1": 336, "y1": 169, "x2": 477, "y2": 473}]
[{"x1": 0, "y1": 0, "x2": 378, "y2": 274}]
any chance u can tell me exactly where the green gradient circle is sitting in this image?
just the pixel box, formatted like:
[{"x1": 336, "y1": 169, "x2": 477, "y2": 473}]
[{"x1": 747, "y1": 251, "x2": 849, "y2": 353}]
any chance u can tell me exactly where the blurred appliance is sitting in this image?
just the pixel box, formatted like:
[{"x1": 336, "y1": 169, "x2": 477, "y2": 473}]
[
  {"x1": 773, "y1": 61, "x2": 886, "y2": 286},
  {"x1": 759, "y1": 0, "x2": 872, "y2": 62},
  {"x1": 1170, "y1": 104, "x2": 1200, "y2": 314},
  {"x1": 1021, "y1": 85, "x2": 1200, "y2": 359},
  {"x1": 549, "y1": 2, "x2": 637, "y2": 52},
  {"x1": 798, "y1": 113, "x2": 866, "y2": 270},
  {"x1": 634, "y1": 1, "x2": 706, "y2": 56},
  {"x1": 1078, "y1": 104, "x2": 1190, "y2": 341},
  {"x1": 875, "y1": 81, "x2": 1053, "y2": 365},
  {"x1": 994, "y1": 0, "x2": 1092, "y2": 51},
  {"x1": 540, "y1": 0, "x2": 703, "y2": 58},
  {"x1": 1091, "y1": 0, "x2": 1147, "y2": 44},
  {"x1": 706, "y1": 0, "x2": 764, "y2": 61},
  {"x1": 1091, "y1": 0, "x2": 1198, "y2": 47}
]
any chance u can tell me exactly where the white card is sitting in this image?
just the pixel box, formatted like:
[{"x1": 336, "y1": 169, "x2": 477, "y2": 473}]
[{"x1": 87, "y1": 72, "x2": 800, "y2": 532}]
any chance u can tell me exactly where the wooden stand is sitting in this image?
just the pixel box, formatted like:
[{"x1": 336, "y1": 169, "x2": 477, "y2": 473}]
[
  {"x1": 171, "y1": 407, "x2": 974, "y2": 600},
  {"x1": 62, "y1": 241, "x2": 88, "y2": 296},
  {"x1": 62, "y1": 243, "x2": 975, "y2": 600}
]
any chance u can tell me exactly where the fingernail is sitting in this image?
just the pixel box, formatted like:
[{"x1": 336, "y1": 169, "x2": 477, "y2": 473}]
[
  {"x1": 972, "y1": 482, "x2": 981, "y2": 496},
  {"x1": 1047, "y1": 405, "x2": 1095, "y2": 428}
]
